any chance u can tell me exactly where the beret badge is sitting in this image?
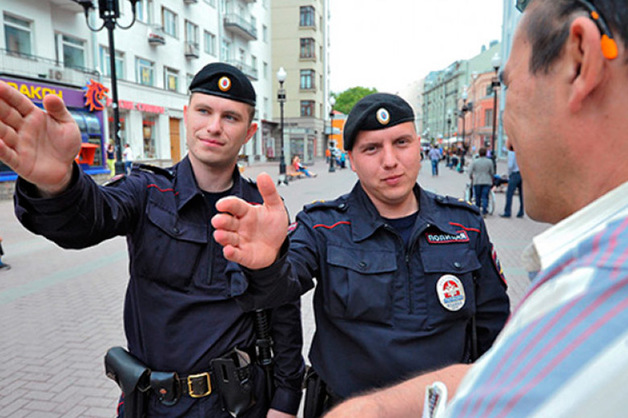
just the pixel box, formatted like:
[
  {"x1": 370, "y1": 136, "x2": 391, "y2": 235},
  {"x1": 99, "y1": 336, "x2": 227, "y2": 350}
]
[
  {"x1": 376, "y1": 108, "x2": 390, "y2": 125},
  {"x1": 218, "y1": 76, "x2": 232, "y2": 92}
]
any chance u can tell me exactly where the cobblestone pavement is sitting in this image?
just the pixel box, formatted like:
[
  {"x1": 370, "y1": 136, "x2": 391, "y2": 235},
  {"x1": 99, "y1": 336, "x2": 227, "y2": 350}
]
[{"x1": 0, "y1": 158, "x2": 549, "y2": 416}]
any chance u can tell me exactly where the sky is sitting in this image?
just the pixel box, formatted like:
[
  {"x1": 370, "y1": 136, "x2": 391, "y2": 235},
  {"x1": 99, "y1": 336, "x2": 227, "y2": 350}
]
[{"x1": 329, "y1": 0, "x2": 505, "y2": 94}]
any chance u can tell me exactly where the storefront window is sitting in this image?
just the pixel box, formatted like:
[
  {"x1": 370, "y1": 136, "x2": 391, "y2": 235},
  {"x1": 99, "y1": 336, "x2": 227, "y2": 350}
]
[{"x1": 143, "y1": 116, "x2": 157, "y2": 159}]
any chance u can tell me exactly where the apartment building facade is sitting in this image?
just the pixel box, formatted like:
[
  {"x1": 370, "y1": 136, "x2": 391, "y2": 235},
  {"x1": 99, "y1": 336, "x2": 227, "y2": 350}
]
[
  {"x1": 0, "y1": 0, "x2": 273, "y2": 192},
  {"x1": 421, "y1": 41, "x2": 501, "y2": 149},
  {"x1": 270, "y1": 0, "x2": 328, "y2": 165}
]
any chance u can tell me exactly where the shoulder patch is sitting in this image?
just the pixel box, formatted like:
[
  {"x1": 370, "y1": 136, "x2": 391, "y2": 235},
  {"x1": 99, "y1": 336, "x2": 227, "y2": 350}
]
[
  {"x1": 135, "y1": 163, "x2": 174, "y2": 179},
  {"x1": 435, "y1": 195, "x2": 480, "y2": 214},
  {"x1": 303, "y1": 199, "x2": 348, "y2": 213}
]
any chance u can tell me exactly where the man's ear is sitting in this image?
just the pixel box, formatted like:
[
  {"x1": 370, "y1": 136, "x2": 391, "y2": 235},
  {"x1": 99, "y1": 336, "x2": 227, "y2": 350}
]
[
  {"x1": 244, "y1": 122, "x2": 258, "y2": 144},
  {"x1": 566, "y1": 16, "x2": 606, "y2": 113}
]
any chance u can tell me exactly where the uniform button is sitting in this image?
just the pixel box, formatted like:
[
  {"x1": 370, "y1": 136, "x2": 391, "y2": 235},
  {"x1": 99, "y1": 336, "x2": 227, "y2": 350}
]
[
  {"x1": 454, "y1": 262, "x2": 462, "y2": 269},
  {"x1": 173, "y1": 227, "x2": 180, "y2": 234},
  {"x1": 339, "y1": 203, "x2": 346, "y2": 209},
  {"x1": 358, "y1": 261, "x2": 367, "y2": 269}
]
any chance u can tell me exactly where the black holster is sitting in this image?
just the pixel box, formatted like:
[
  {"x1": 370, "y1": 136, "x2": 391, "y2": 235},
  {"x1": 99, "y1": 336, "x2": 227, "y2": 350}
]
[
  {"x1": 210, "y1": 348, "x2": 256, "y2": 417},
  {"x1": 303, "y1": 367, "x2": 328, "y2": 418},
  {"x1": 104, "y1": 347, "x2": 151, "y2": 418}
]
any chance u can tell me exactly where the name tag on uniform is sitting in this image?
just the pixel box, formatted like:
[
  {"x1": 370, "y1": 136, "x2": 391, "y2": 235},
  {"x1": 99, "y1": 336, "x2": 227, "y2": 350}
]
[
  {"x1": 436, "y1": 275, "x2": 466, "y2": 311},
  {"x1": 426, "y1": 231, "x2": 469, "y2": 244}
]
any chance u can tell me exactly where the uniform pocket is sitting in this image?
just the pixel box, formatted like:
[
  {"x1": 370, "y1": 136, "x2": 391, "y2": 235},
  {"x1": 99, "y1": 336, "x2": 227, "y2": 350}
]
[
  {"x1": 420, "y1": 247, "x2": 480, "y2": 327},
  {"x1": 135, "y1": 204, "x2": 208, "y2": 289},
  {"x1": 325, "y1": 245, "x2": 397, "y2": 325}
]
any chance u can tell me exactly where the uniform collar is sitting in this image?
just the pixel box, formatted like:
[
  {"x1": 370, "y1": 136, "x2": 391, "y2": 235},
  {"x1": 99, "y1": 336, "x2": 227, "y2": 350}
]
[
  {"x1": 523, "y1": 179, "x2": 628, "y2": 273},
  {"x1": 347, "y1": 182, "x2": 459, "y2": 242},
  {"x1": 416, "y1": 188, "x2": 463, "y2": 236},
  {"x1": 172, "y1": 156, "x2": 245, "y2": 211}
]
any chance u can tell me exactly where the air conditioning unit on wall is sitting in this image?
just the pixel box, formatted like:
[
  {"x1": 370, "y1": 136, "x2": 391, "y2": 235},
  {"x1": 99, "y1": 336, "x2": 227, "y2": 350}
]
[{"x1": 49, "y1": 69, "x2": 63, "y2": 81}]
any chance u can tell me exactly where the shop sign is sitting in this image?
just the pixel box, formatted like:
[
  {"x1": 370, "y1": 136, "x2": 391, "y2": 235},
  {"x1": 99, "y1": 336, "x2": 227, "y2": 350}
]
[
  {"x1": 106, "y1": 98, "x2": 165, "y2": 114},
  {"x1": 84, "y1": 79, "x2": 109, "y2": 112}
]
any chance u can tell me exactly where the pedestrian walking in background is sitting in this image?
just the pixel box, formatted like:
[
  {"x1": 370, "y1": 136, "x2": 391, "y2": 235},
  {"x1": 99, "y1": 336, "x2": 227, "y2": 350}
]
[
  {"x1": 500, "y1": 150, "x2": 524, "y2": 218},
  {"x1": 468, "y1": 147, "x2": 495, "y2": 216},
  {"x1": 0, "y1": 235, "x2": 10, "y2": 270},
  {"x1": 428, "y1": 144, "x2": 441, "y2": 176},
  {"x1": 122, "y1": 143, "x2": 133, "y2": 174},
  {"x1": 106, "y1": 141, "x2": 115, "y2": 173}
]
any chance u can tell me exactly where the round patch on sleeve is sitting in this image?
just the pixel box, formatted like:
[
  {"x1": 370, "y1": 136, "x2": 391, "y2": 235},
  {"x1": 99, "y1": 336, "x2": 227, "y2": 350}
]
[{"x1": 436, "y1": 274, "x2": 466, "y2": 311}]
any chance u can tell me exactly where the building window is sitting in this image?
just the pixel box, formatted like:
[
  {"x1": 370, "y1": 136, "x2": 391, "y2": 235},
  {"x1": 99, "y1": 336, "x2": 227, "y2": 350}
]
[
  {"x1": 187, "y1": 72, "x2": 194, "y2": 90},
  {"x1": 162, "y1": 7, "x2": 177, "y2": 37},
  {"x1": 301, "y1": 100, "x2": 315, "y2": 117},
  {"x1": 485, "y1": 109, "x2": 493, "y2": 127},
  {"x1": 263, "y1": 62, "x2": 268, "y2": 79},
  {"x1": 300, "y1": 38, "x2": 315, "y2": 59},
  {"x1": 300, "y1": 6, "x2": 315, "y2": 27},
  {"x1": 204, "y1": 0, "x2": 216, "y2": 7},
  {"x1": 204, "y1": 31, "x2": 216, "y2": 55},
  {"x1": 164, "y1": 67, "x2": 179, "y2": 92},
  {"x1": 185, "y1": 20, "x2": 198, "y2": 47},
  {"x1": 251, "y1": 55, "x2": 257, "y2": 74},
  {"x1": 221, "y1": 39, "x2": 231, "y2": 61},
  {"x1": 136, "y1": 57, "x2": 154, "y2": 86},
  {"x1": 135, "y1": 0, "x2": 154, "y2": 23},
  {"x1": 300, "y1": 69, "x2": 315, "y2": 90},
  {"x1": 99, "y1": 46, "x2": 124, "y2": 79},
  {"x1": 61, "y1": 34, "x2": 86, "y2": 70},
  {"x1": 262, "y1": 25, "x2": 268, "y2": 42},
  {"x1": 4, "y1": 14, "x2": 32, "y2": 56}
]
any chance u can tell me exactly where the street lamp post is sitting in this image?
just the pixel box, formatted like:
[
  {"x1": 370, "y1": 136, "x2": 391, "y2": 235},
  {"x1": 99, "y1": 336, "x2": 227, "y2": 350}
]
[
  {"x1": 77, "y1": 0, "x2": 138, "y2": 175},
  {"x1": 490, "y1": 53, "x2": 502, "y2": 172},
  {"x1": 328, "y1": 96, "x2": 336, "y2": 173},
  {"x1": 459, "y1": 88, "x2": 470, "y2": 172},
  {"x1": 276, "y1": 67, "x2": 288, "y2": 186}
]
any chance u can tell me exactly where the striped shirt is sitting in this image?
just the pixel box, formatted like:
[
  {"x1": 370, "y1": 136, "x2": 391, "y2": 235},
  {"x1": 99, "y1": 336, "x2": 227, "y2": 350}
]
[{"x1": 442, "y1": 180, "x2": 628, "y2": 417}]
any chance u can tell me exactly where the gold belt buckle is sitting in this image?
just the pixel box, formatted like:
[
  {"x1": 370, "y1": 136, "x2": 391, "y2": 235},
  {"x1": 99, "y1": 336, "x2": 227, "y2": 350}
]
[{"x1": 187, "y1": 372, "x2": 212, "y2": 398}]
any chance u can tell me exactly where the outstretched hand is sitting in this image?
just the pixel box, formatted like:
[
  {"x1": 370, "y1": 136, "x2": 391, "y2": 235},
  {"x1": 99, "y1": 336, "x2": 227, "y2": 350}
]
[
  {"x1": 0, "y1": 81, "x2": 81, "y2": 195},
  {"x1": 212, "y1": 172, "x2": 289, "y2": 269}
]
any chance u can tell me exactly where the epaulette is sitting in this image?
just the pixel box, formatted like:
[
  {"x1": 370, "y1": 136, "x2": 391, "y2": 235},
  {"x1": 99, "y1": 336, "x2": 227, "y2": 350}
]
[
  {"x1": 303, "y1": 198, "x2": 348, "y2": 213},
  {"x1": 102, "y1": 173, "x2": 125, "y2": 187},
  {"x1": 135, "y1": 163, "x2": 175, "y2": 179},
  {"x1": 434, "y1": 195, "x2": 480, "y2": 214}
]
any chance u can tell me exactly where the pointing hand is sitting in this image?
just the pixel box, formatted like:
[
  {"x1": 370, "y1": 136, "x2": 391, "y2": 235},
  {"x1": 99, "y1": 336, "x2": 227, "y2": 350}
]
[{"x1": 212, "y1": 172, "x2": 289, "y2": 269}]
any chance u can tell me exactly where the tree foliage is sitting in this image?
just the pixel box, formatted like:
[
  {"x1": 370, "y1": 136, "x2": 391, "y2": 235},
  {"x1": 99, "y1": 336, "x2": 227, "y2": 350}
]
[{"x1": 332, "y1": 86, "x2": 378, "y2": 114}]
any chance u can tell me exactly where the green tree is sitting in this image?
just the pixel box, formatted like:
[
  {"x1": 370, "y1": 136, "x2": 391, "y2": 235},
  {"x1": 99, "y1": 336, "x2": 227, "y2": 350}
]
[{"x1": 332, "y1": 86, "x2": 378, "y2": 114}]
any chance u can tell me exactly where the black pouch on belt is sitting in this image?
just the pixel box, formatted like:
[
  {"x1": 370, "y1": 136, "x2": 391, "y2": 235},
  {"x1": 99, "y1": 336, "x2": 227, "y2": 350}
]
[
  {"x1": 210, "y1": 348, "x2": 256, "y2": 417},
  {"x1": 150, "y1": 371, "x2": 180, "y2": 406},
  {"x1": 104, "y1": 347, "x2": 151, "y2": 418}
]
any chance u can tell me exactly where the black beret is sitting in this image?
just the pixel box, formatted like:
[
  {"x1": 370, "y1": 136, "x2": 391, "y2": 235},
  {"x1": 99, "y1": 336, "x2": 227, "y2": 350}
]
[
  {"x1": 343, "y1": 93, "x2": 415, "y2": 151},
  {"x1": 189, "y1": 62, "x2": 256, "y2": 106}
]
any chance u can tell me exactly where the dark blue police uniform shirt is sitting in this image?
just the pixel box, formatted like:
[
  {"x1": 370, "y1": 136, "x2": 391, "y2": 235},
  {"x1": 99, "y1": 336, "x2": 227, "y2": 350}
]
[
  {"x1": 14, "y1": 157, "x2": 304, "y2": 416},
  {"x1": 244, "y1": 182, "x2": 510, "y2": 399}
]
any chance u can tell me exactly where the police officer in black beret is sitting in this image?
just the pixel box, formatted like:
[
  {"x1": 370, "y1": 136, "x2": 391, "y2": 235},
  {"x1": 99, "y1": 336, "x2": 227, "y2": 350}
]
[
  {"x1": 213, "y1": 93, "x2": 510, "y2": 416},
  {"x1": 0, "y1": 63, "x2": 304, "y2": 417}
]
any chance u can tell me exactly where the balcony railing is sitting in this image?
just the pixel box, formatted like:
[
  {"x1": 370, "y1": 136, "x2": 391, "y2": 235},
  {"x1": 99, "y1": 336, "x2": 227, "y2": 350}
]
[
  {"x1": 223, "y1": 14, "x2": 257, "y2": 41},
  {"x1": 148, "y1": 25, "x2": 166, "y2": 46},
  {"x1": 225, "y1": 59, "x2": 258, "y2": 81},
  {"x1": 0, "y1": 48, "x2": 98, "y2": 86},
  {"x1": 185, "y1": 42, "x2": 200, "y2": 59}
]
